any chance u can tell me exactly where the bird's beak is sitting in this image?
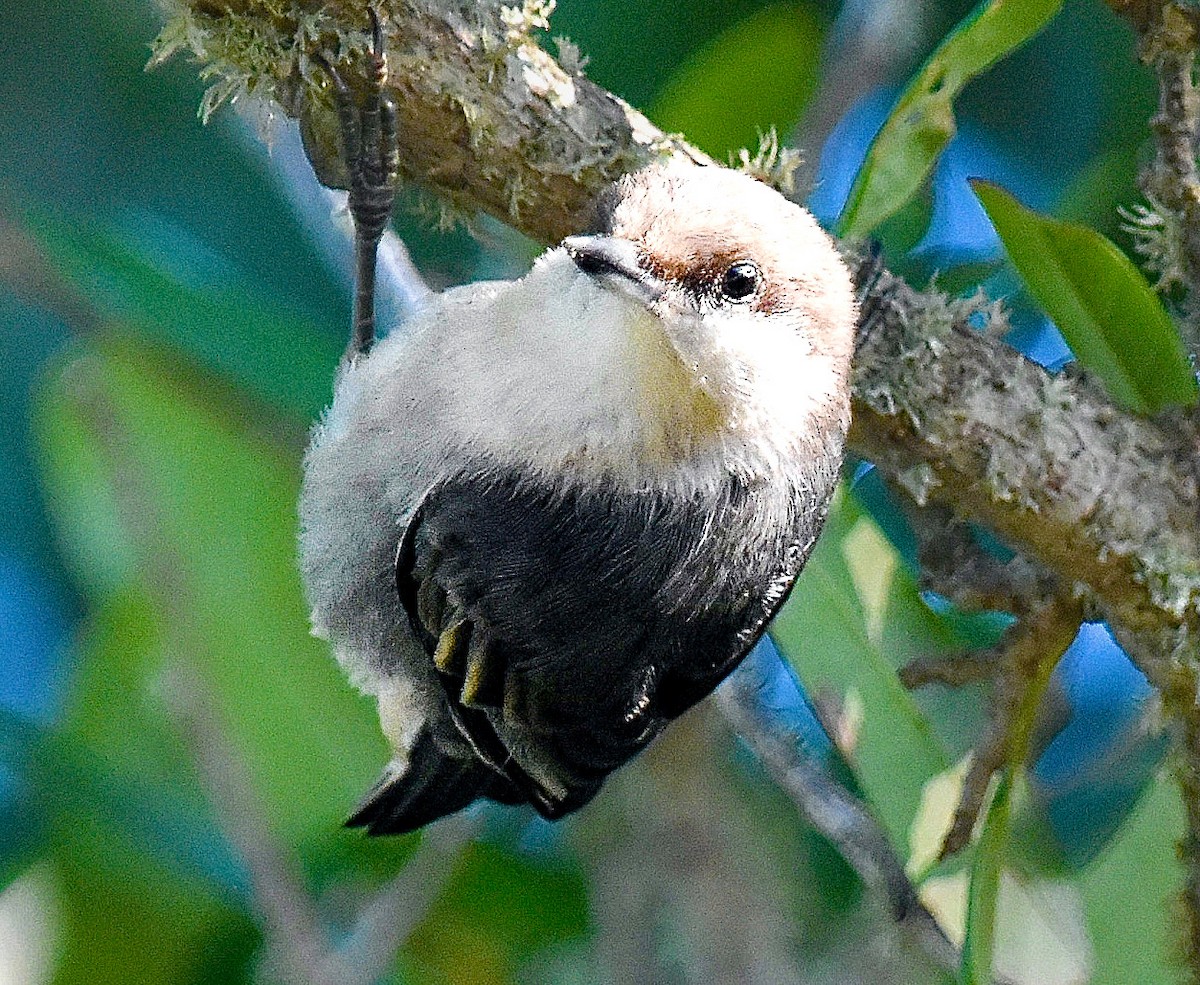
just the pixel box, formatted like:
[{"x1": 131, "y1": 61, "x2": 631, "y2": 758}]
[{"x1": 563, "y1": 235, "x2": 666, "y2": 306}]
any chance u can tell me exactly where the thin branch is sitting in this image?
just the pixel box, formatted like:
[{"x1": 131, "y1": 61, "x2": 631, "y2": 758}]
[
  {"x1": 574, "y1": 704, "x2": 809, "y2": 984},
  {"x1": 714, "y1": 670, "x2": 962, "y2": 978},
  {"x1": 929, "y1": 596, "x2": 1082, "y2": 861},
  {"x1": 899, "y1": 498, "x2": 1061, "y2": 617},
  {"x1": 899, "y1": 649, "x2": 1000, "y2": 690},
  {"x1": 67, "y1": 372, "x2": 341, "y2": 985},
  {"x1": 792, "y1": 0, "x2": 927, "y2": 190},
  {"x1": 336, "y1": 814, "x2": 479, "y2": 985},
  {"x1": 164, "y1": 666, "x2": 346, "y2": 985},
  {"x1": 68, "y1": 352, "x2": 463, "y2": 985}
]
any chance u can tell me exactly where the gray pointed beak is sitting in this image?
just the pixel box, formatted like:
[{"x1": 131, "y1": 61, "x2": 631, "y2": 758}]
[{"x1": 563, "y1": 235, "x2": 666, "y2": 305}]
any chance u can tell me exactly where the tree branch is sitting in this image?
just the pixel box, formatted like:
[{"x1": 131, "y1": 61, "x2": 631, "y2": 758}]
[
  {"x1": 714, "y1": 670, "x2": 962, "y2": 976},
  {"x1": 154, "y1": 0, "x2": 1200, "y2": 682},
  {"x1": 847, "y1": 267, "x2": 1200, "y2": 690}
]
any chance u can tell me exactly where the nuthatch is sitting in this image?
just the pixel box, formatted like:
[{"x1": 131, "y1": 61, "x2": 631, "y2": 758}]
[{"x1": 299, "y1": 28, "x2": 857, "y2": 834}]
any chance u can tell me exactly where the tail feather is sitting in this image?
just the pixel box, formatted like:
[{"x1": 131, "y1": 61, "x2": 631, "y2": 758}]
[{"x1": 346, "y1": 729, "x2": 512, "y2": 835}]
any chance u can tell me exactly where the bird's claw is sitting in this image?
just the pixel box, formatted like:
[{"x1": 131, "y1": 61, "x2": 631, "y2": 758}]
[{"x1": 316, "y1": 6, "x2": 399, "y2": 358}]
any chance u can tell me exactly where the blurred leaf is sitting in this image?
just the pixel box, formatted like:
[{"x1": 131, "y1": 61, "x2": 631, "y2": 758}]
[
  {"x1": 24, "y1": 211, "x2": 339, "y2": 420},
  {"x1": 838, "y1": 0, "x2": 1062, "y2": 240},
  {"x1": 1078, "y1": 770, "x2": 1185, "y2": 985},
  {"x1": 3, "y1": 702, "x2": 247, "y2": 899},
  {"x1": 871, "y1": 188, "x2": 938, "y2": 274},
  {"x1": 0, "y1": 719, "x2": 49, "y2": 895},
  {"x1": 35, "y1": 335, "x2": 386, "y2": 850},
  {"x1": 973, "y1": 181, "x2": 1199, "y2": 414},
  {"x1": 0, "y1": 795, "x2": 44, "y2": 897},
  {"x1": 771, "y1": 486, "x2": 959, "y2": 852},
  {"x1": 404, "y1": 841, "x2": 589, "y2": 984},
  {"x1": 961, "y1": 772, "x2": 1009, "y2": 984},
  {"x1": 0, "y1": 703, "x2": 257, "y2": 985},
  {"x1": 52, "y1": 813, "x2": 256, "y2": 985},
  {"x1": 650, "y1": 2, "x2": 825, "y2": 158},
  {"x1": 68, "y1": 589, "x2": 253, "y2": 891},
  {"x1": 552, "y1": 0, "x2": 788, "y2": 110}
]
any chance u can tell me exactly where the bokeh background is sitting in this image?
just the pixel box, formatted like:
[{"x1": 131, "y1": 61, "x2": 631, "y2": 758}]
[{"x1": 0, "y1": 1, "x2": 1188, "y2": 983}]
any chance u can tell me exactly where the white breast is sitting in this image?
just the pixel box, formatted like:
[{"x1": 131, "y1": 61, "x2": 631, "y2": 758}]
[{"x1": 298, "y1": 247, "x2": 844, "y2": 693}]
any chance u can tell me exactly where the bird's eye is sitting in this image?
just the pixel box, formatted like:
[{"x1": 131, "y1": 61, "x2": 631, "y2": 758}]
[{"x1": 720, "y1": 261, "x2": 761, "y2": 301}]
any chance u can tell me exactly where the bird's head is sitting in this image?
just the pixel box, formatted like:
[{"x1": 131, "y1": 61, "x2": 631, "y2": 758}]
[{"x1": 558, "y1": 162, "x2": 858, "y2": 466}]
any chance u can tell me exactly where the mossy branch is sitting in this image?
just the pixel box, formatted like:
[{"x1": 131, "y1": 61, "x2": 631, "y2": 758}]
[{"x1": 151, "y1": 0, "x2": 710, "y2": 242}]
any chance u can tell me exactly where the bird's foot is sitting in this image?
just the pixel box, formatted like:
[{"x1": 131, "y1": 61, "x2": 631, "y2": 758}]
[{"x1": 316, "y1": 7, "x2": 399, "y2": 359}]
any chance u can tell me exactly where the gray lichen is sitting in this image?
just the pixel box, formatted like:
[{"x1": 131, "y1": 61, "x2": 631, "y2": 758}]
[{"x1": 149, "y1": 0, "x2": 706, "y2": 242}]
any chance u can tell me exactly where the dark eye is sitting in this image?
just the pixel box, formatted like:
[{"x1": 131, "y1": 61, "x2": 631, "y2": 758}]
[{"x1": 720, "y1": 260, "x2": 761, "y2": 301}]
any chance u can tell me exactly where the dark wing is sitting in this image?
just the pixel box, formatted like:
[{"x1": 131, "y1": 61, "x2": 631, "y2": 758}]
[
  {"x1": 395, "y1": 486, "x2": 573, "y2": 818},
  {"x1": 387, "y1": 463, "x2": 821, "y2": 824}
]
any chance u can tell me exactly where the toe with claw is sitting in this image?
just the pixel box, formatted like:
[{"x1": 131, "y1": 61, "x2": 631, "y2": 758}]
[{"x1": 317, "y1": 8, "x2": 400, "y2": 360}]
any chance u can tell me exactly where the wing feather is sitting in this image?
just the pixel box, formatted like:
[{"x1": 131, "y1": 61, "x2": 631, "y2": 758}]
[{"x1": 388, "y1": 464, "x2": 820, "y2": 823}]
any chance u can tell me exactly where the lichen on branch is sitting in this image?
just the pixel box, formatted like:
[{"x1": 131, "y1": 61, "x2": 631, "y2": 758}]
[{"x1": 151, "y1": 0, "x2": 707, "y2": 242}]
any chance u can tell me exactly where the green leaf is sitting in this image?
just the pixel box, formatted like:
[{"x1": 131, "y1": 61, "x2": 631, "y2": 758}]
[
  {"x1": 838, "y1": 0, "x2": 1062, "y2": 240},
  {"x1": 25, "y1": 211, "x2": 340, "y2": 420},
  {"x1": 975, "y1": 181, "x2": 1199, "y2": 413},
  {"x1": 650, "y1": 2, "x2": 825, "y2": 159},
  {"x1": 961, "y1": 773, "x2": 1010, "y2": 985},
  {"x1": 35, "y1": 335, "x2": 387, "y2": 850},
  {"x1": 771, "y1": 486, "x2": 965, "y2": 852},
  {"x1": 1079, "y1": 771, "x2": 1186, "y2": 985},
  {"x1": 404, "y1": 841, "x2": 590, "y2": 984}
]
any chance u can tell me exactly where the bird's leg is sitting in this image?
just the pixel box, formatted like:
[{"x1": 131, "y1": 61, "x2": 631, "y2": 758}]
[{"x1": 318, "y1": 8, "x2": 400, "y2": 361}]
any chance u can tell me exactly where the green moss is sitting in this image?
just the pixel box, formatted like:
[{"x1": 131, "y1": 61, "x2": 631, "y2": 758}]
[
  {"x1": 733, "y1": 128, "x2": 802, "y2": 197},
  {"x1": 149, "y1": 1, "x2": 374, "y2": 122}
]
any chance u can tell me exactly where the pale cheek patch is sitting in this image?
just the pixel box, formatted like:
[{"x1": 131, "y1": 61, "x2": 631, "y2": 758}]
[{"x1": 709, "y1": 314, "x2": 848, "y2": 449}]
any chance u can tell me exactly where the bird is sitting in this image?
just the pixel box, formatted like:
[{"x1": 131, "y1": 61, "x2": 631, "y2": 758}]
[
  {"x1": 298, "y1": 155, "x2": 858, "y2": 835},
  {"x1": 297, "y1": 23, "x2": 858, "y2": 834}
]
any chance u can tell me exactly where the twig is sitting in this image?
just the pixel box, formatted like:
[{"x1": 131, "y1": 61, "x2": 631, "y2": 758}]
[
  {"x1": 165, "y1": 666, "x2": 347, "y2": 985},
  {"x1": 929, "y1": 596, "x2": 1083, "y2": 860},
  {"x1": 900, "y1": 499, "x2": 1061, "y2": 617},
  {"x1": 66, "y1": 352, "x2": 464, "y2": 985},
  {"x1": 899, "y1": 649, "x2": 1000, "y2": 690},
  {"x1": 336, "y1": 814, "x2": 479, "y2": 985},
  {"x1": 792, "y1": 0, "x2": 926, "y2": 192},
  {"x1": 66, "y1": 371, "x2": 342, "y2": 985},
  {"x1": 714, "y1": 668, "x2": 961, "y2": 977},
  {"x1": 572, "y1": 700, "x2": 807, "y2": 984}
]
